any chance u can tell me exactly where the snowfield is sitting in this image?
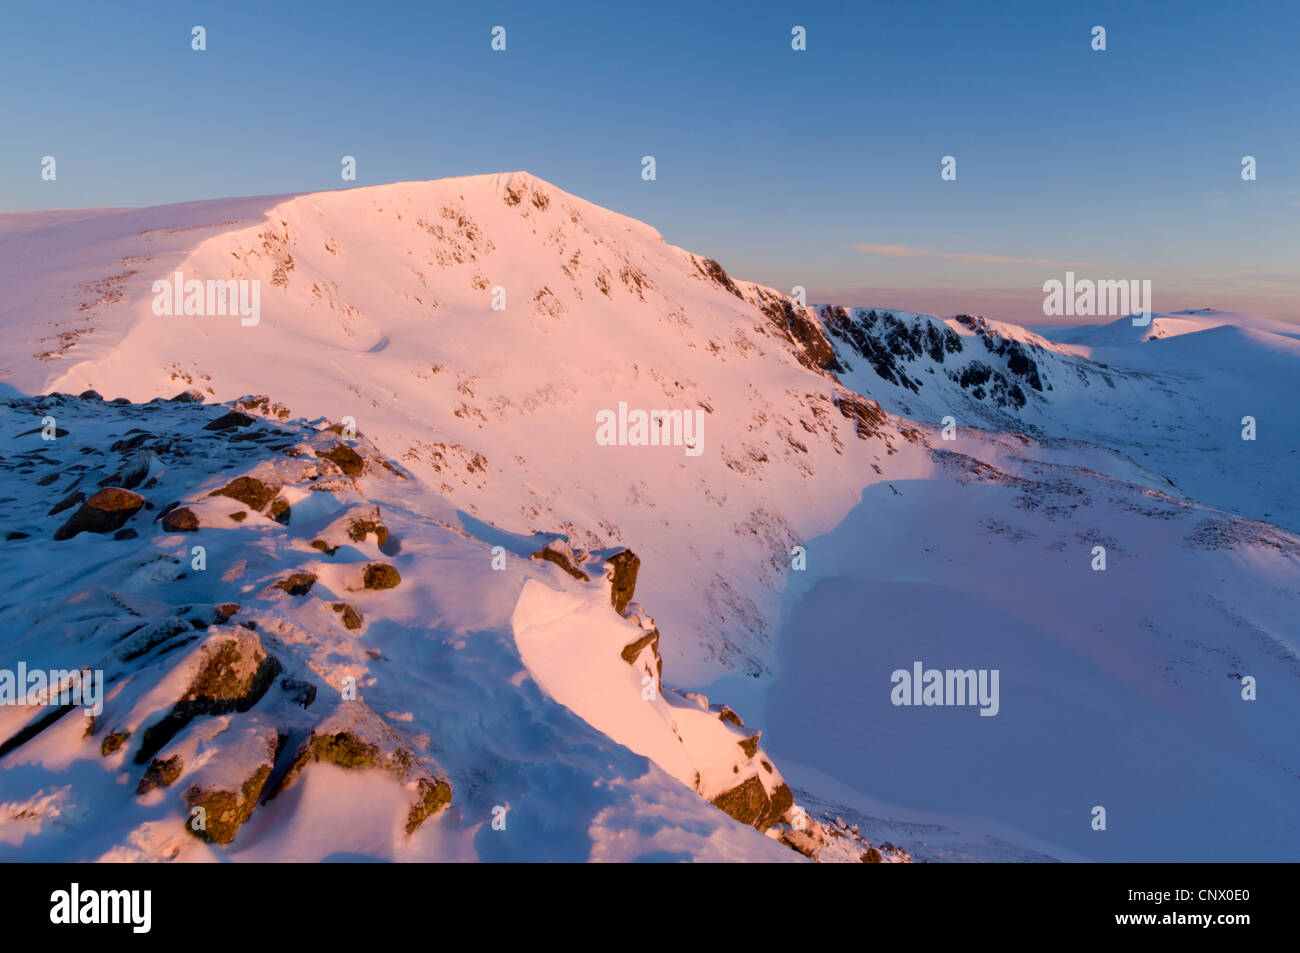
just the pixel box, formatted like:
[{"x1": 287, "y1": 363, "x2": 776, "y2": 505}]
[{"x1": 0, "y1": 173, "x2": 1295, "y2": 861}]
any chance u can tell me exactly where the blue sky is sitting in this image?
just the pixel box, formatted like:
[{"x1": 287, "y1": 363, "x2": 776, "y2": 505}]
[{"x1": 3, "y1": 0, "x2": 1297, "y2": 323}]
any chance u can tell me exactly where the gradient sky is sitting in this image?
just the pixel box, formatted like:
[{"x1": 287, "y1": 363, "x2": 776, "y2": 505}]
[{"x1": 3, "y1": 0, "x2": 1297, "y2": 324}]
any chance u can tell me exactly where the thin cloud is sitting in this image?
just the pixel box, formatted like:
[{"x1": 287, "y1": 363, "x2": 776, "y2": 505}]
[{"x1": 853, "y1": 243, "x2": 1107, "y2": 269}]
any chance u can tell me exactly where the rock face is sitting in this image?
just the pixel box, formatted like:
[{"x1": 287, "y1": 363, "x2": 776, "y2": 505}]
[
  {"x1": 53, "y1": 487, "x2": 143, "y2": 540},
  {"x1": 274, "y1": 700, "x2": 452, "y2": 835},
  {"x1": 605, "y1": 549, "x2": 640, "y2": 614},
  {"x1": 834, "y1": 392, "x2": 888, "y2": 440},
  {"x1": 709, "y1": 775, "x2": 794, "y2": 831},
  {"x1": 755, "y1": 288, "x2": 844, "y2": 374}
]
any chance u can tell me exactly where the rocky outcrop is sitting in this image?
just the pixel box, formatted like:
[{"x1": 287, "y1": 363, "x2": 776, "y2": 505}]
[
  {"x1": 619, "y1": 626, "x2": 663, "y2": 694},
  {"x1": 310, "y1": 506, "x2": 389, "y2": 555},
  {"x1": 604, "y1": 549, "x2": 640, "y2": 614},
  {"x1": 133, "y1": 629, "x2": 281, "y2": 764},
  {"x1": 273, "y1": 700, "x2": 451, "y2": 835},
  {"x1": 530, "y1": 539, "x2": 589, "y2": 581},
  {"x1": 710, "y1": 775, "x2": 794, "y2": 831},
  {"x1": 315, "y1": 442, "x2": 366, "y2": 477},
  {"x1": 755, "y1": 288, "x2": 844, "y2": 374},
  {"x1": 185, "y1": 759, "x2": 275, "y2": 845},
  {"x1": 834, "y1": 392, "x2": 888, "y2": 440}
]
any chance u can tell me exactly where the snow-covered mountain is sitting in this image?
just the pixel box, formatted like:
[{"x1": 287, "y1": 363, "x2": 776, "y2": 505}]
[{"x1": 1, "y1": 173, "x2": 1296, "y2": 861}]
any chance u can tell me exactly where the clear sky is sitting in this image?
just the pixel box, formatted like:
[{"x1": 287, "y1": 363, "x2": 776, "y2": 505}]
[{"x1": 3, "y1": 0, "x2": 1297, "y2": 324}]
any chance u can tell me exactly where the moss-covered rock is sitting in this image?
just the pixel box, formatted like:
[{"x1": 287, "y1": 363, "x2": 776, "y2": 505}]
[
  {"x1": 134, "y1": 630, "x2": 280, "y2": 764},
  {"x1": 331, "y1": 602, "x2": 363, "y2": 631},
  {"x1": 185, "y1": 762, "x2": 272, "y2": 846},
  {"x1": 268, "y1": 498, "x2": 291, "y2": 525},
  {"x1": 137, "y1": 754, "x2": 184, "y2": 794},
  {"x1": 362, "y1": 563, "x2": 401, "y2": 590},
  {"x1": 208, "y1": 475, "x2": 281, "y2": 512},
  {"x1": 347, "y1": 516, "x2": 388, "y2": 547},
  {"x1": 273, "y1": 572, "x2": 316, "y2": 597},
  {"x1": 405, "y1": 776, "x2": 453, "y2": 835}
]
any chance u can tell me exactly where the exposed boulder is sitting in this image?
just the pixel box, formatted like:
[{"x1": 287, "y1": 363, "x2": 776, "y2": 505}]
[
  {"x1": 203, "y1": 411, "x2": 255, "y2": 431},
  {"x1": 273, "y1": 573, "x2": 316, "y2": 597},
  {"x1": 269, "y1": 498, "x2": 291, "y2": 525},
  {"x1": 160, "y1": 506, "x2": 199, "y2": 532},
  {"x1": 53, "y1": 487, "x2": 143, "y2": 540},
  {"x1": 208, "y1": 475, "x2": 281, "y2": 512},
  {"x1": 362, "y1": 563, "x2": 401, "y2": 590}
]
